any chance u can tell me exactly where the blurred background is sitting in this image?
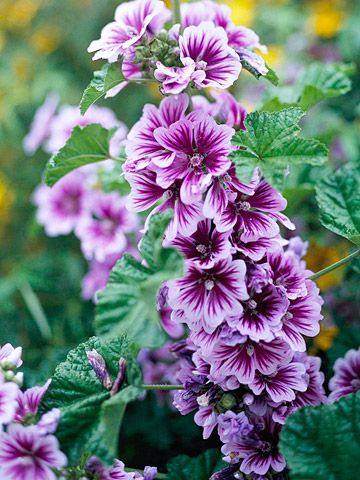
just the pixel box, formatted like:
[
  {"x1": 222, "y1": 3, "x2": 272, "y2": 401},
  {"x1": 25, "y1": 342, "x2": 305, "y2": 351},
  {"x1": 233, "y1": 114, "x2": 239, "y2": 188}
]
[{"x1": 1, "y1": 0, "x2": 360, "y2": 468}]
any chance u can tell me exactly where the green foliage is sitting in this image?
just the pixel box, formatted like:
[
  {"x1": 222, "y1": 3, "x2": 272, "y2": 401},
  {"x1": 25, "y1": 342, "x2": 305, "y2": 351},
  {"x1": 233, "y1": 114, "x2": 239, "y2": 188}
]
[
  {"x1": 230, "y1": 108, "x2": 328, "y2": 187},
  {"x1": 280, "y1": 391, "x2": 360, "y2": 480},
  {"x1": 44, "y1": 124, "x2": 116, "y2": 186},
  {"x1": 95, "y1": 212, "x2": 183, "y2": 348},
  {"x1": 261, "y1": 63, "x2": 352, "y2": 112},
  {"x1": 80, "y1": 63, "x2": 125, "y2": 115},
  {"x1": 316, "y1": 165, "x2": 360, "y2": 245},
  {"x1": 42, "y1": 336, "x2": 142, "y2": 464},
  {"x1": 167, "y1": 449, "x2": 226, "y2": 480},
  {"x1": 240, "y1": 58, "x2": 279, "y2": 86}
]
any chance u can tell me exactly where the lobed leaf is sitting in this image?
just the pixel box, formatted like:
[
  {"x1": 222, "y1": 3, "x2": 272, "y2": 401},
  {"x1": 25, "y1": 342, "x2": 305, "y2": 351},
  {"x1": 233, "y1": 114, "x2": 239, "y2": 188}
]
[
  {"x1": 44, "y1": 124, "x2": 116, "y2": 186},
  {"x1": 315, "y1": 165, "x2": 360, "y2": 245},
  {"x1": 280, "y1": 391, "x2": 360, "y2": 480},
  {"x1": 166, "y1": 449, "x2": 226, "y2": 480},
  {"x1": 42, "y1": 336, "x2": 142, "y2": 464}
]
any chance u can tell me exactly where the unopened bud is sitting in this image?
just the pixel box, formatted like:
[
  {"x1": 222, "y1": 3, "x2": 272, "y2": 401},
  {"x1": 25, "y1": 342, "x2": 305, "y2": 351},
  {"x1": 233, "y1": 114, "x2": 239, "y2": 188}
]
[
  {"x1": 219, "y1": 393, "x2": 237, "y2": 410},
  {"x1": 111, "y1": 357, "x2": 127, "y2": 396},
  {"x1": 86, "y1": 349, "x2": 113, "y2": 390},
  {"x1": 197, "y1": 393, "x2": 209, "y2": 407},
  {"x1": 210, "y1": 465, "x2": 242, "y2": 480}
]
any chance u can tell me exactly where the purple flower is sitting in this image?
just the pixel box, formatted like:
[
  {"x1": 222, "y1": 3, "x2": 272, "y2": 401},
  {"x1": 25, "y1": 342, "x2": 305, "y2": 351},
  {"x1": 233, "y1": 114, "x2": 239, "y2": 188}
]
[
  {"x1": 329, "y1": 348, "x2": 360, "y2": 402},
  {"x1": 231, "y1": 285, "x2": 289, "y2": 342},
  {"x1": 33, "y1": 170, "x2": 88, "y2": 237},
  {"x1": 0, "y1": 374, "x2": 19, "y2": 426},
  {"x1": 231, "y1": 236, "x2": 280, "y2": 262},
  {"x1": 108, "y1": 459, "x2": 137, "y2": 479},
  {"x1": 215, "y1": 180, "x2": 291, "y2": 240},
  {"x1": 217, "y1": 411, "x2": 253, "y2": 443},
  {"x1": 179, "y1": 21, "x2": 241, "y2": 90},
  {"x1": 126, "y1": 172, "x2": 203, "y2": 242},
  {"x1": 154, "y1": 58, "x2": 198, "y2": 95},
  {"x1": 37, "y1": 409, "x2": 61, "y2": 435},
  {"x1": 81, "y1": 256, "x2": 118, "y2": 301},
  {"x1": 125, "y1": 94, "x2": 189, "y2": 172},
  {"x1": 153, "y1": 116, "x2": 233, "y2": 204},
  {"x1": 275, "y1": 280, "x2": 323, "y2": 352},
  {"x1": 76, "y1": 190, "x2": 139, "y2": 262},
  {"x1": 249, "y1": 362, "x2": 308, "y2": 403},
  {"x1": 86, "y1": 349, "x2": 113, "y2": 390},
  {"x1": 222, "y1": 415, "x2": 286, "y2": 476},
  {"x1": 209, "y1": 337, "x2": 291, "y2": 384},
  {"x1": 194, "y1": 405, "x2": 218, "y2": 439},
  {"x1": 268, "y1": 249, "x2": 309, "y2": 300},
  {"x1": 0, "y1": 344, "x2": 23, "y2": 368},
  {"x1": 23, "y1": 93, "x2": 59, "y2": 155},
  {"x1": 168, "y1": 258, "x2": 248, "y2": 333},
  {"x1": 169, "y1": 219, "x2": 232, "y2": 269},
  {"x1": 88, "y1": 0, "x2": 170, "y2": 62},
  {"x1": 0, "y1": 424, "x2": 67, "y2": 480},
  {"x1": 44, "y1": 104, "x2": 125, "y2": 154},
  {"x1": 15, "y1": 379, "x2": 51, "y2": 422}
]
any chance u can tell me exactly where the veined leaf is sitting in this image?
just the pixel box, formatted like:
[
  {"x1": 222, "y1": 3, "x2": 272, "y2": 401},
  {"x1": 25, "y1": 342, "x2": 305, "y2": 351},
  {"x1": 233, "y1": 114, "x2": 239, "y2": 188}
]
[
  {"x1": 167, "y1": 449, "x2": 226, "y2": 480},
  {"x1": 316, "y1": 165, "x2": 360, "y2": 245},
  {"x1": 280, "y1": 391, "x2": 360, "y2": 480},
  {"x1": 95, "y1": 213, "x2": 183, "y2": 348},
  {"x1": 80, "y1": 63, "x2": 124, "y2": 115},
  {"x1": 42, "y1": 336, "x2": 142, "y2": 464},
  {"x1": 231, "y1": 108, "x2": 328, "y2": 187},
  {"x1": 45, "y1": 124, "x2": 116, "y2": 186}
]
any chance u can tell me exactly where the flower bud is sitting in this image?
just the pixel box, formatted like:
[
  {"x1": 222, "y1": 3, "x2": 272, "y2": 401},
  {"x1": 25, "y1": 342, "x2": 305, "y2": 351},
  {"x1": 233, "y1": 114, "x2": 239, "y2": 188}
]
[
  {"x1": 210, "y1": 465, "x2": 243, "y2": 480},
  {"x1": 86, "y1": 349, "x2": 113, "y2": 390},
  {"x1": 218, "y1": 393, "x2": 237, "y2": 411},
  {"x1": 111, "y1": 357, "x2": 127, "y2": 396}
]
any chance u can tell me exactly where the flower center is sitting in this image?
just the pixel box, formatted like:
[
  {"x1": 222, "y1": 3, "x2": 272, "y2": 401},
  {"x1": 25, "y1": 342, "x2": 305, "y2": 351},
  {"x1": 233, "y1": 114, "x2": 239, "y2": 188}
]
[
  {"x1": 247, "y1": 299, "x2": 258, "y2": 311},
  {"x1": 283, "y1": 311, "x2": 293, "y2": 322},
  {"x1": 196, "y1": 60, "x2": 207, "y2": 71},
  {"x1": 204, "y1": 279, "x2": 215, "y2": 291},
  {"x1": 246, "y1": 344, "x2": 255, "y2": 356},
  {"x1": 234, "y1": 200, "x2": 251, "y2": 214},
  {"x1": 189, "y1": 153, "x2": 205, "y2": 168}
]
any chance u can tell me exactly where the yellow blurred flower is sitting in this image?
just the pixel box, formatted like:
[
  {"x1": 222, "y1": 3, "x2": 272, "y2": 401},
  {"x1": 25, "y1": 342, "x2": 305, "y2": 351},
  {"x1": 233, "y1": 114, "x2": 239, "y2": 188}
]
[
  {"x1": 0, "y1": 173, "x2": 14, "y2": 223},
  {"x1": 305, "y1": 241, "x2": 349, "y2": 291},
  {"x1": 1, "y1": 0, "x2": 42, "y2": 29},
  {"x1": 310, "y1": 324, "x2": 338, "y2": 353},
  {"x1": 30, "y1": 26, "x2": 60, "y2": 55},
  {"x1": 222, "y1": 0, "x2": 254, "y2": 27},
  {"x1": 262, "y1": 44, "x2": 284, "y2": 69},
  {"x1": 310, "y1": 0, "x2": 345, "y2": 38},
  {"x1": 11, "y1": 54, "x2": 32, "y2": 82},
  {"x1": 0, "y1": 32, "x2": 6, "y2": 53}
]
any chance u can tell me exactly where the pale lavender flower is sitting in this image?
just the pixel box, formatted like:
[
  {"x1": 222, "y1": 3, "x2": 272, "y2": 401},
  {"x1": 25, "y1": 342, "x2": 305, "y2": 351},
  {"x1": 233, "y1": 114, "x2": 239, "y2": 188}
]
[
  {"x1": 0, "y1": 424, "x2": 67, "y2": 480},
  {"x1": 33, "y1": 170, "x2": 88, "y2": 237},
  {"x1": 81, "y1": 255, "x2": 119, "y2": 301},
  {"x1": 37, "y1": 408, "x2": 61, "y2": 435},
  {"x1": 88, "y1": 0, "x2": 170, "y2": 62},
  {"x1": 0, "y1": 373, "x2": 19, "y2": 426},
  {"x1": 23, "y1": 93, "x2": 59, "y2": 155},
  {"x1": 217, "y1": 411, "x2": 253, "y2": 444},
  {"x1": 329, "y1": 348, "x2": 360, "y2": 402},
  {"x1": 194, "y1": 405, "x2": 218, "y2": 439},
  {"x1": 15, "y1": 379, "x2": 51, "y2": 422},
  {"x1": 76, "y1": 190, "x2": 139, "y2": 262},
  {"x1": 0, "y1": 344, "x2": 23, "y2": 368}
]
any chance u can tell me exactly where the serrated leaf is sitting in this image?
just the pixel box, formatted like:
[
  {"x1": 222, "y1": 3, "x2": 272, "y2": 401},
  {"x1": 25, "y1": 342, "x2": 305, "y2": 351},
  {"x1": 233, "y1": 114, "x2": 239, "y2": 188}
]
[
  {"x1": 95, "y1": 214, "x2": 183, "y2": 348},
  {"x1": 231, "y1": 108, "x2": 328, "y2": 186},
  {"x1": 80, "y1": 63, "x2": 124, "y2": 115},
  {"x1": 261, "y1": 63, "x2": 352, "y2": 112},
  {"x1": 42, "y1": 336, "x2": 141, "y2": 464},
  {"x1": 167, "y1": 449, "x2": 226, "y2": 480},
  {"x1": 280, "y1": 391, "x2": 360, "y2": 480},
  {"x1": 44, "y1": 124, "x2": 116, "y2": 186},
  {"x1": 316, "y1": 165, "x2": 360, "y2": 245}
]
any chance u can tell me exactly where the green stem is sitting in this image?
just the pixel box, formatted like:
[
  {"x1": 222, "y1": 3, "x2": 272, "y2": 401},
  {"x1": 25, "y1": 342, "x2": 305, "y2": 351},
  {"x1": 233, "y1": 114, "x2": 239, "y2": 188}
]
[
  {"x1": 172, "y1": 0, "x2": 181, "y2": 25},
  {"x1": 310, "y1": 248, "x2": 360, "y2": 281},
  {"x1": 17, "y1": 279, "x2": 52, "y2": 341},
  {"x1": 141, "y1": 383, "x2": 184, "y2": 391}
]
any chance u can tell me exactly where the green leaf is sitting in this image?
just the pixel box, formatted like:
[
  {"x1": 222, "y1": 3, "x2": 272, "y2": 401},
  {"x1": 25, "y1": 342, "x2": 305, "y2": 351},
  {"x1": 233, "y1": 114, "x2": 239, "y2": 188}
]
[
  {"x1": 167, "y1": 449, "x2": 226, "y2": 480},
  {"x1": 316, "y1": 165, "x2": 360, "y2": 245},
  {"x1": 261, "y1": 63, "x2": 352, "y2": 112},
  {"x1": 80, "y1": 63, "x2": 125, "y2": 115},
  {"x1": 95, "y1": 213, "x2": 183, "y2": 348},
  {"x1": 280, "y1": 391, "x2": 360, "y2": 480},
  {"x1": 42, "y1": 336, "x2": 142, "y2": 464},
  {"x1": 44, "y1": 124, "x2": 116, "y2": 186},
  {"x1": 231, "y1": 108, "x2": 328, "y2": 186}
]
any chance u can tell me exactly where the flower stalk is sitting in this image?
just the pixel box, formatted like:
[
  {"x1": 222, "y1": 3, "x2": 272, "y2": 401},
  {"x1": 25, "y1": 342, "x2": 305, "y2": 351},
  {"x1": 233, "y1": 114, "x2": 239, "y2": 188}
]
[{"x1": 310, "y1": 248, "x2": 360, "y2": 281}]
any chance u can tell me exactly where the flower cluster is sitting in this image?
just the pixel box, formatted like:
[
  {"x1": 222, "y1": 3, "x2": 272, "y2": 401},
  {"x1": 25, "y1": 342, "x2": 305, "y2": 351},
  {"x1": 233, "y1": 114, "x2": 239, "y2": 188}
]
[
  {"x1": 88, "y1": 0, "x2": 268, "y2": 97},
  {"x1": 0, "y1": 343, "x2": 67, "y2": 480},
  {"x1": 85, "y1": 456, "x2": 157, "y2": 480},
  {"x1": 101, "y1": 1, "x2": 329, "y2": 476},
  {"x1": 329, "y1": 347, "x2": 360, "y2": 402},
  {"x1": 24, "y1": 97, "x2": 140, "y2": 301}
]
